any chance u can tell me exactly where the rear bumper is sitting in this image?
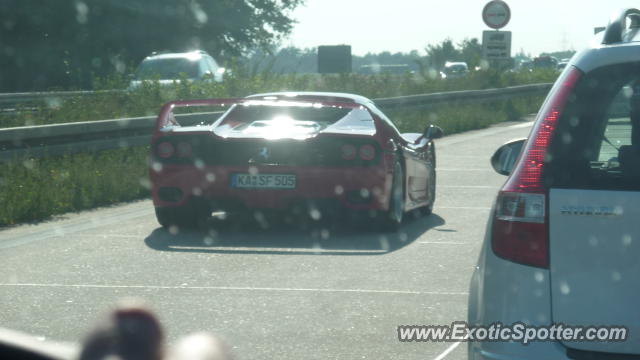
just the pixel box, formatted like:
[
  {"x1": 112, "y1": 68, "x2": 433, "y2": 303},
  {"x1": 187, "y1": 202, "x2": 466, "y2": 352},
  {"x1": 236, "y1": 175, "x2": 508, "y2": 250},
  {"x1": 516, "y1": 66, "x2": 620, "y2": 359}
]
[
  {"x1": 468, "y1": 213, "x2": 569, "y2": 360},
  {"x1": 150, "y1": 162, "x2": 392, "y2": 211}
]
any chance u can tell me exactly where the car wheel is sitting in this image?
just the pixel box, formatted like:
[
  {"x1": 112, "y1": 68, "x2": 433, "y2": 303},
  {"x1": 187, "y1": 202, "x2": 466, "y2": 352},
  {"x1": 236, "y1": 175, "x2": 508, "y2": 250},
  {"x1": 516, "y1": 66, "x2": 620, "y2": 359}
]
[
  {"x1": 422, "y1": 148, "x2": 436, "y2": 216},
  {"x1": 379, "y1": 160, "x2": 404, "y2": 231}
]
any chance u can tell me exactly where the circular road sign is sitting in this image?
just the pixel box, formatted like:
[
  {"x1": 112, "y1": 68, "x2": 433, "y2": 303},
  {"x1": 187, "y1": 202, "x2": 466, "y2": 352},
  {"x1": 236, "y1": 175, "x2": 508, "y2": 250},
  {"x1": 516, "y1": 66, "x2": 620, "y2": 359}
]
[{"x1": 482, "y1": 0, "x2": 511, "y2": 29}]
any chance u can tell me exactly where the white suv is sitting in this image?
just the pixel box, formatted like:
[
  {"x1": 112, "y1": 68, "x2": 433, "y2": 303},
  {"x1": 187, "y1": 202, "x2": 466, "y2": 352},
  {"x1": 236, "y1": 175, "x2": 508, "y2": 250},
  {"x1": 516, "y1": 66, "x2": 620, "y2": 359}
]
[
  {"x1": 469, "y1": 8, "x2": 640, "y2": 360},
  {"x1": 129, "y1": 50, "x2": 225, "y2": 89}
]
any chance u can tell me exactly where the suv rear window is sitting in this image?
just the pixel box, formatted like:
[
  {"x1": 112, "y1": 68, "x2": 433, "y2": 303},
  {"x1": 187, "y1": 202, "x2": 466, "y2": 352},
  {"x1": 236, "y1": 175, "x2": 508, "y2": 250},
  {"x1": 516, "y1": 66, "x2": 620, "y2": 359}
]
[
  {"x1": 546, "y1": 63, "x2": 640, "y2": 191},
  {"x1": 135, "y1": 58, "x2": 200, "y2": 79}
]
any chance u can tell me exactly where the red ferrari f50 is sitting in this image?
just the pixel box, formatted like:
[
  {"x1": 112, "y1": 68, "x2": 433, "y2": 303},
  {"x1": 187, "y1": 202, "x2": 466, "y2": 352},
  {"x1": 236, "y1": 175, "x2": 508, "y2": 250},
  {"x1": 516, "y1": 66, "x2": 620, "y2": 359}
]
[{"x1": 150, "y1": 92, "x2": 442, "y2": 231}]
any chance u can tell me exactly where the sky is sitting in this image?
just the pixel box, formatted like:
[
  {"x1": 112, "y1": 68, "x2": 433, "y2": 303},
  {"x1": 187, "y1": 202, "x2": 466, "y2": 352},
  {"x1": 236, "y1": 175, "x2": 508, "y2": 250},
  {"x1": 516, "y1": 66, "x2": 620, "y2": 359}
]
[{"x1": 284, "y1": 0, "x2": 640, "y2": 56}]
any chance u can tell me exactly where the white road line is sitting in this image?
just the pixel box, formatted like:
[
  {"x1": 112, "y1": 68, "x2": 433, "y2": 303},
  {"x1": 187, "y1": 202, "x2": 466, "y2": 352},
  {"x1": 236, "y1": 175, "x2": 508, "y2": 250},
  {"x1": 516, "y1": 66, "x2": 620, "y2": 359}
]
[
  {"x1": 511, "y1": 121, "x2": 535, "y2": 128},
  {"x1": 68, "y1": 234, "x2": 141, "y2": 239},
  {"x1": 433, "y1": 341, "x2": 463, "y2": 360},
  {"x1": 0, "y1": 206, "x2": 153, "y2": 250},
  {"x1": 0, "y1": 283, "x2": 469, "y2": 296}
]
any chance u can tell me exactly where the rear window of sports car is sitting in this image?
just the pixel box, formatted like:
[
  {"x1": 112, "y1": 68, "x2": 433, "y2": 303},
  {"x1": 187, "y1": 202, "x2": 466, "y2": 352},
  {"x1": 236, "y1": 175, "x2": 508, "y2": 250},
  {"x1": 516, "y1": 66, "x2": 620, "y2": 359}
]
[{"x1": 216, "y1": 104, "x2": 373, "y2": 128}]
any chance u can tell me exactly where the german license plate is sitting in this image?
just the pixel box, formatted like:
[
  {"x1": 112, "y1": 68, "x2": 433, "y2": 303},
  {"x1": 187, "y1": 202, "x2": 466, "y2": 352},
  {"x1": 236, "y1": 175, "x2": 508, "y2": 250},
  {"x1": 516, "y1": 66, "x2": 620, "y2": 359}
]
[{"x1": 231, "y1": 173, "x2": 296, "y2": 189}]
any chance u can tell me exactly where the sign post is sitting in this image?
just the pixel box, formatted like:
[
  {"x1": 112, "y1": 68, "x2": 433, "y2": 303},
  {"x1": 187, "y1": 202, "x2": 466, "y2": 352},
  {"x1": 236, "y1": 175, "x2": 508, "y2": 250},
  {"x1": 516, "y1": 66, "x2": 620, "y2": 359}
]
[{"x1": 481, "y1": 0, "x2": 512, "y2": 68}]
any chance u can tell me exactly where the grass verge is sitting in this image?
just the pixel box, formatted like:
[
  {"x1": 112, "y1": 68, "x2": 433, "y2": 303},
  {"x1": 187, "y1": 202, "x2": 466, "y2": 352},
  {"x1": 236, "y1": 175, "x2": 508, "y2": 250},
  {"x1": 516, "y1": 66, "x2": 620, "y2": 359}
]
[{"x1": 0, "y1": 147, "x2": 149, "y2": 227}]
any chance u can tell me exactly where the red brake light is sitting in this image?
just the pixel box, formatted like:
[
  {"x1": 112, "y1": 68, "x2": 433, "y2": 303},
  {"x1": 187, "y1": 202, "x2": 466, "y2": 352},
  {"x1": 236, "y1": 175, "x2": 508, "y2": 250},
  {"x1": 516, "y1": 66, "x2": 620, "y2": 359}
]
[
  {"x1": 492, "y1": 192, "x2": 548, "y2": 267},
  {"x1": 341, "y1": 144, "x2": 357, "y2": 160},
  {"x1": 504, "y1": 67, "x2": 582, "y2": 193},
  {"x1": 157, "y1": 142, "x2": 175, "y2": 159},
  {"x1": 492, "y1": 66, "x2": 582, "y2": 268},
  {"x1": 359, "y1": 144, "x2": 376, "y2": 161}
]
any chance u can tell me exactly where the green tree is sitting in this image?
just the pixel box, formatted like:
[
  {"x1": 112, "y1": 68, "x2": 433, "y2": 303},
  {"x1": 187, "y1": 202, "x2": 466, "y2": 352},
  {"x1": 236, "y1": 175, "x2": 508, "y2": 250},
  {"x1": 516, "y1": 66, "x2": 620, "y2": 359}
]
[
  {"x1": 425, "y1": 39, "x2": 460, "y2": 70},
  {"x1": 459, "y1": 38, "x2": 482, "y2": 70},
  {"x1": 0, "y1": 0, "x2": 304, "y2": 91}
]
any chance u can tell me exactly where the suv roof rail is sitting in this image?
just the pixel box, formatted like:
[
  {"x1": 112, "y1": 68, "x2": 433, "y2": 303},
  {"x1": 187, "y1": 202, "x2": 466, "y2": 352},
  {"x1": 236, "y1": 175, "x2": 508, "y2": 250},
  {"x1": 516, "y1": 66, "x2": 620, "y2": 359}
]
[{"x1": 602, "y1": 8, "x2": 640, "y2": 44}]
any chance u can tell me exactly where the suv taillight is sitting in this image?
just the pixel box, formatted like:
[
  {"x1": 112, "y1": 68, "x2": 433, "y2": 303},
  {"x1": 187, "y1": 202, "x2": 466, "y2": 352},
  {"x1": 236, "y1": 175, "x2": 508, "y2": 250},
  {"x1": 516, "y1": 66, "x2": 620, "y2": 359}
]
[
  {"x1": 492, "y1": 66, "x2": 582, "y2": 268},
  {"x1": 492, "y1": 192, "x2": 548, "y2": 267}
]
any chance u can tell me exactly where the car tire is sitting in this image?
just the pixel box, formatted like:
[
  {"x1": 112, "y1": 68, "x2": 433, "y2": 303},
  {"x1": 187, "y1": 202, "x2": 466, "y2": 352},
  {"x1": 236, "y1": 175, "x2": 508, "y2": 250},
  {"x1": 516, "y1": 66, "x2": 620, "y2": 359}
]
[
  {"x1": 422, "y1": 148, "x2": 437, "y2": 216},
  {"x1": 379, "y1": 160, "x2": 404, "y2": 232}
]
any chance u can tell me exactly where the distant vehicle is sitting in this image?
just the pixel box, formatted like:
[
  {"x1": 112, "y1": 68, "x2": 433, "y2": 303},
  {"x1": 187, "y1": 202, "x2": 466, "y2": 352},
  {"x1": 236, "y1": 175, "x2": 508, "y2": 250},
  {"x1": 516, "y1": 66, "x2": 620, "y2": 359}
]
[
  {"x1": 532, "y1": 55, "x2": 559, "y2": 69},
  {"x1": 516, "y1": 60, "x2": 534, "y2": 72},
  {"x1": 440, "y1": 62, "x2": 469, "y2": 79},
  {"x1": 149, "y1": 92, "x2": 443, "y2": 231},
  {"x1": 129, "y1": 50, "x2": 225, "y2": 89},
  {"x1": 557, "y1": 60, "x2": 569, "y2": 71},
  {"x1": 469, "y1": 8, "x2": 640, "y2": 360}
]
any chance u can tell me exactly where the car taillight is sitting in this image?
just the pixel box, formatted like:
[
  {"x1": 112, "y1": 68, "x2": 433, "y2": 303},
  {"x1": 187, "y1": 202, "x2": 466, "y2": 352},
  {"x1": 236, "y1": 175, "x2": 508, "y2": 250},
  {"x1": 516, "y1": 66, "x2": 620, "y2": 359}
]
[
  {"x1": 492, "y1": 192, "x2": 548, "y2": 267},
  {"x1": 341, "y1": 144, "x2": 357, "y2": 160},
  {"x1": 157, "y1": 142, "x2": 175, "y2": 159},
  {"x1": 492, "y1": 66, "x2": 582, "y2": 269},
  {"x1": 359, "y1": 144, "x2": 375, "y2": 161},
  {"x1": 176, "y1": 142, "x2": 192, "y2": 158}
]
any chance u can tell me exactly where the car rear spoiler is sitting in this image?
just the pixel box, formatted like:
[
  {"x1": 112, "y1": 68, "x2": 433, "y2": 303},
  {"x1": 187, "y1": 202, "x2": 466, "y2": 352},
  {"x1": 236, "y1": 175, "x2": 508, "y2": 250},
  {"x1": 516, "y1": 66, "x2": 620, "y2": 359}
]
[{"x1": 153, "y1": 98, "x2": 367, "y2": 134}]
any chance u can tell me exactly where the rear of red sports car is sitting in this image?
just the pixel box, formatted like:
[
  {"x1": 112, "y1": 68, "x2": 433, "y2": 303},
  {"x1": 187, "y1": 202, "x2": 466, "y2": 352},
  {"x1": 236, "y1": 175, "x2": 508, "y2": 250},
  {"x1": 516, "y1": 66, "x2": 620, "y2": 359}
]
[{"x1": 149, "y1": 95, "x2": 399, "y2": 228}]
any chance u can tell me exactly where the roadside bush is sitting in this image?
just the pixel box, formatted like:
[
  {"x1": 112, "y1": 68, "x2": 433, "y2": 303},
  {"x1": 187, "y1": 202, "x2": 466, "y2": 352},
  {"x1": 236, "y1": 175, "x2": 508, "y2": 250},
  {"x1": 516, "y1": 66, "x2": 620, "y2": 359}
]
[{"x1": 0, "y1": 147, "x2": 149, "y2": 226}]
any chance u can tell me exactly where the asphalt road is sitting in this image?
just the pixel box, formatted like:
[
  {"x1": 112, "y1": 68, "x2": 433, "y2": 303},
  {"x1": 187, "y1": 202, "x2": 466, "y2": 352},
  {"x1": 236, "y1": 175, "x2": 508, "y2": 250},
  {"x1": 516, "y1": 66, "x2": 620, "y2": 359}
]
[{"x1": 0, "y1": 119, "x2": 533, "y2": 360}]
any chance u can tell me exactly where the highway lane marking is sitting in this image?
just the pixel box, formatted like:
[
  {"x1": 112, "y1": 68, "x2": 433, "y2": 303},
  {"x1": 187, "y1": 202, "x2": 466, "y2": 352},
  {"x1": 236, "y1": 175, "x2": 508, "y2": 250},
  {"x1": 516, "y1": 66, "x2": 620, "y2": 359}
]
[
  {"x1": 0, "y1": 206, "x2": 152, "y2": 250},
  {"x1": 67, "y1": 234, "x2": 141, "y2": 239},
  {"x1": 0, "y1": 283, "x2": 469, "y2": 296},
  {"x1": 511, "y1": 121, "x2": 535, "y2": 128},
  {"x1": 433, "y1": 341, "x2": 462, "y2": 360},
  {"x1": 435, "y1": 120, "x2": 533, "y2": 147}
]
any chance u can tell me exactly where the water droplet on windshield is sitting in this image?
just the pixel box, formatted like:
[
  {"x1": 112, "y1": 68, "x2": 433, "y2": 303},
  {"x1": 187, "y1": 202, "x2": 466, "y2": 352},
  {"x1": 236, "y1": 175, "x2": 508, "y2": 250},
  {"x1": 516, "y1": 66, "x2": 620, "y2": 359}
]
[
  {"x1": 534, "y1": 272, "x2": 544, "y2": 283},
  {"x1": 309, "y1": 208, "x2": 322, "y2": 221},
  {"x1": 611, "y1": 271, "x2": 622, "y2": 282},
  {"x1": 203, "y1": 236, "x2": 215, "y2": 246},
  {"x1": 75, "y1": 1, "x2": 89, "y2": 24}
]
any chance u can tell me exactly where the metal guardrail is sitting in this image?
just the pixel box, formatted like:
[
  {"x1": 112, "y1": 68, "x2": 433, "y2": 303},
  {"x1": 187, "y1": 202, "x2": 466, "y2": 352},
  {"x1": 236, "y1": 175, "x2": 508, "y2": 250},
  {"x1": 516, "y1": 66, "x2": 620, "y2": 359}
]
[
  {"x1": 0, "y1": 90, "x2": 121, "y2": 107},
  {"x1": 374, "y1": 83, "x2": 552, "y2": 109},
  {"x1": 0, "y1": 83, "x2": 553, "y2": 162},
  {"x1": 0, "y1": 112, "x2": 220, "y2": 161}
]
